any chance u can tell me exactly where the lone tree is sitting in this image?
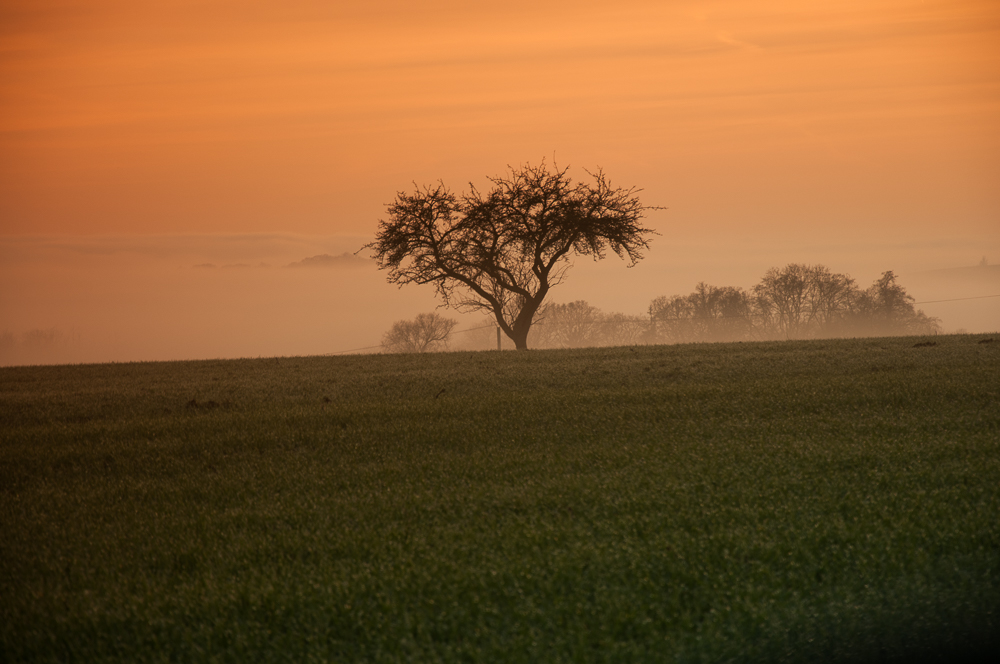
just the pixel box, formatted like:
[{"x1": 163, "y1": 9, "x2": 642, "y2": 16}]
[
  {"x1": 366, "y1": 162, "x2": 656, "y2": 350},
  {"x1": 382, "y1": 312, "x2": 458, "y2": 354}
]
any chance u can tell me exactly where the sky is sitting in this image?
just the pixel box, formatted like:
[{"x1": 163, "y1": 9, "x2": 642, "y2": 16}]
[{"x1": 1, "y1": 0, "x2": 998, "y2": 364}]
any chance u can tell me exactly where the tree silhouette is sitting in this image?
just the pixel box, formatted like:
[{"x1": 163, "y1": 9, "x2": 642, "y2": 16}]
[
  {"x1": 649, "y1": 283, "x2": 754, "y2": 343},
  {"x1": 366, "y1": 162, "x2": 656, "y2": 350},
  {"x1": 753, "y1": 264, "x2": 855, "y2": 339},
  {"x1": 852, "y1": 271, "x2": 940, "y2": 336},
  {"x1": 648, "y1": 266, "x2": 939, "y2": 343},
  {"x1": 381, "y1": 313, "x2": 458, "y2": 354}
]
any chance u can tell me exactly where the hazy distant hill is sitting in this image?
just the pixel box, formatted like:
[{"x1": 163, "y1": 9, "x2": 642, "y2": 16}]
[{"x1": 286, "y1": 252, "x2": 369, "y2": 268}]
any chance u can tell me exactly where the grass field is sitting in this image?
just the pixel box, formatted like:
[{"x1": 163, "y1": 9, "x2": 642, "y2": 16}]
[{"x1": 2, "y1": 334, "x2": 999, "y2": 662}]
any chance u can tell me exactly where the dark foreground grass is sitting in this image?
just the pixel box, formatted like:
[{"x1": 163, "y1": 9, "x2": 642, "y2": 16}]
[{"x1": 1, "y1": 335, "x2": 998, "y2": 663}]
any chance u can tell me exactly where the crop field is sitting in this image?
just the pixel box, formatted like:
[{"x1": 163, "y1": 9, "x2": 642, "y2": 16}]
[{"x1": 2, "y1": 334, "x2": 999, "y2": 662}]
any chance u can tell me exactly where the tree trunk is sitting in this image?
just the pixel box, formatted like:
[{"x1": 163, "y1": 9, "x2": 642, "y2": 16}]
[
  {"x1": 510, "y1": 327, "x2": 529, "y2": 351},
  {"x1": 509, "y1": 297, "x2": 543, "y2": 350},
  {"x1": 493, "y1": 291, "x2": 544, "y2": 351}
]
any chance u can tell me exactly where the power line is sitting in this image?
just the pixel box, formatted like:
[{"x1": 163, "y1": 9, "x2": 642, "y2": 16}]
[
  {"x1": 913, "y1": 294, "x2": 1000, "y2": 305},
  {"x1": 325, "y1": 344, "x2": 382, "y2": 356}
]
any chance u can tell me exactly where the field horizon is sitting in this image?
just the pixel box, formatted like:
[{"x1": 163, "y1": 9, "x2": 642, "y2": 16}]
[
  {"x1": 2, "y1": 333, "x2": 998, "y2": 662},
  {"x1": 5, "y1": 323, "x2": 1000, "y2": 370}
]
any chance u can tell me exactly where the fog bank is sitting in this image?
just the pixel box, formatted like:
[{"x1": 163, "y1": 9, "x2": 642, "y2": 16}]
[{"x1": 1, "y1": 234, "x2": 997, "y2": 366}]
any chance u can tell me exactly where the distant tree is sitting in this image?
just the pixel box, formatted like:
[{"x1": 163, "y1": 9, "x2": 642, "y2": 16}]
[
  {"x1": 851, "y1": 271, "x2": 940, "y2": 336},
  {"x1": 647, "y1": 293, "x2": 696, "y2": 343},
  {"x1": 600, "y1": 312, "x2": 650, "y2": 346},
  {"x1": 648, "y1": 265, "x2": 939, "y2": 344},
  {"x1": 689, "y1": 283, "x2": 754, "y2": 342},
  {"x1": 381, "y1": 312, "x2": 458, "y2": 354},
  {"x1": 803, "y1": 266, "x2": 856, "y2": 334},
  {"x1": 365, "y1": 162, "x2": 657, "y2": 350},
  {"x1": 752, "y1": 264, "x2": 812, "y2": 339},
  {"x1": 753, "y1": 264, "x2": 855, "y2": 339},
  {"x1": 531, "y1": 300, "x2": 605, "y2": 348},
  {"x1": 649, "y1": 283, "x2": 754, "y2": 343},
  {"x1": 528, "y1": 301, "x2": 651, "y2": 348}
]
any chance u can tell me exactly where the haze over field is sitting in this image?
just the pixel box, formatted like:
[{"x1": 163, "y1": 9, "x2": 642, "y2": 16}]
[{"x1": 2, "y1": 0, "x2": 998, "y2": 364}]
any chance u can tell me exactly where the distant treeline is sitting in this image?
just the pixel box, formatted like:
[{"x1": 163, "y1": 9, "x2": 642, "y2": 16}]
[{"x1": 522, "y1": 264, "x2": 939, "y2": 349}]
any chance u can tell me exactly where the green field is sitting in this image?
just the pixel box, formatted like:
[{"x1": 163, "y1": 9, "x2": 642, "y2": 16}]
[{"x1": 2, "y1": 335, "x2": 999, "y2": 662}]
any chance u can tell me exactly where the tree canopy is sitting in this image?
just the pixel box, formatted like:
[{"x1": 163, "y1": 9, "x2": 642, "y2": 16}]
[{"x1": 366, "y1": 162, "x2": 656, "y2": 350}]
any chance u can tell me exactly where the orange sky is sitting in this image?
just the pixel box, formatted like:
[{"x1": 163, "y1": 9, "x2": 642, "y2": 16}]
[{"x1": 1, "y1": 0, "x2": 998, "y2": 363}]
